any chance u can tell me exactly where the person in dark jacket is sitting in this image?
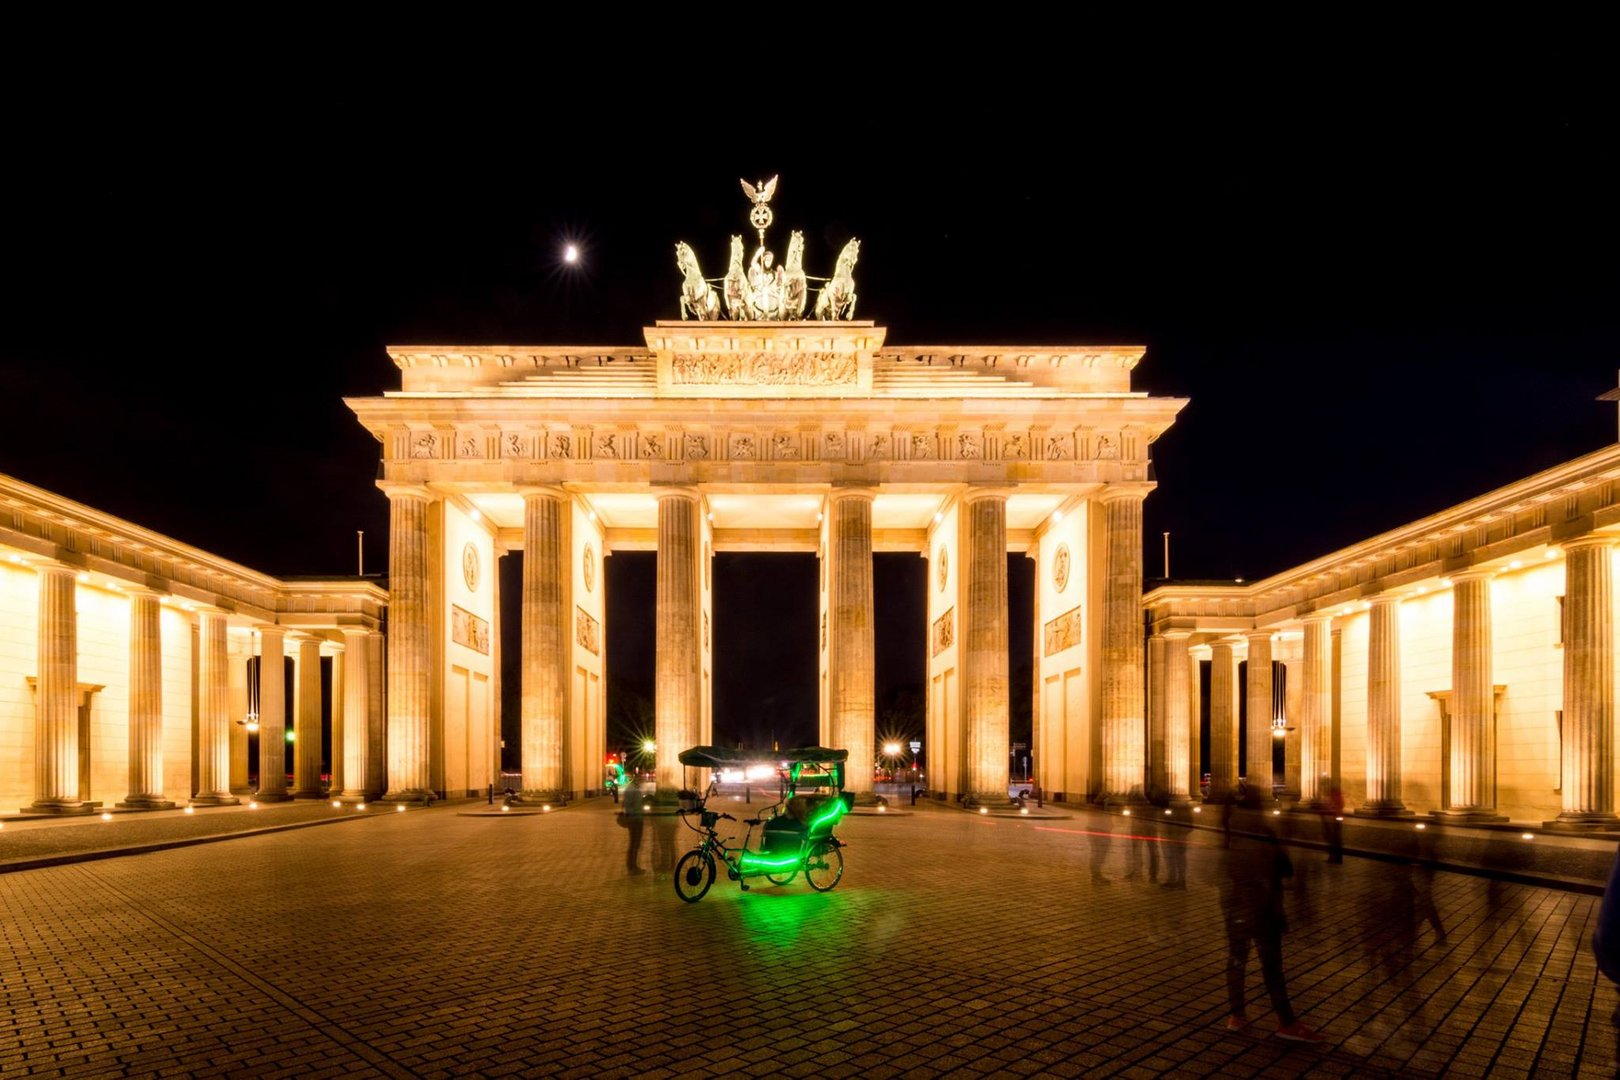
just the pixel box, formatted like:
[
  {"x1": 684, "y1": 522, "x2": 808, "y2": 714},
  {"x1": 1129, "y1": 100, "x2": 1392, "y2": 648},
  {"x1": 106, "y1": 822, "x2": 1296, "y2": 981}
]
[{"x1": 1221, "y1": 822, "x2": 1324, "y2": 1043}]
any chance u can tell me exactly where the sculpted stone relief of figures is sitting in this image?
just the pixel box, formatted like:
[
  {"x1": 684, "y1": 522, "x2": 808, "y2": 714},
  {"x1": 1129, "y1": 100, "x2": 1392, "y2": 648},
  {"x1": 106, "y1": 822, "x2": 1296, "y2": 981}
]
[
  {"x1": 669, "y1": 351, "x2": 858, "y2": 386},
  {"x1": 410, "y1": 432, "x2": 438, "y2": 459},
  {"x1": 458, "y1": 434, "x2": 480, "y2": 458},
  {"x1": 932, "y1": 607, "x2": 954, "y2": 657},
  {"x1": 576, "y1": 608, "x2": 601, "y2": 656},
  {"x1": 1043, "y1": 605, "x2": 1083, "y2": 657}
]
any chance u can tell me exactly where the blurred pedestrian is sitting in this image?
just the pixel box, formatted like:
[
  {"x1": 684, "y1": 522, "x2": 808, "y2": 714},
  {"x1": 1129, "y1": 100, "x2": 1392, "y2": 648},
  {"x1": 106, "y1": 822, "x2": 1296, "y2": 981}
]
[
  {"x1": 1593, "y1": 846, "x2": 1620, "y2": 1032},
  {"x1": 1125, "y1": 810, "x2": 1161, "y2": 884},
  {"x1": 650, "y1": 802, "x2": 679, "y2": 879},
  {"x1": 619, "y1": 783, "x2": 645, "y2": 875},
  {"x1": 1221, "y1": 820, "x2": 1324, "y2": 1043},
  {"x1": 1319, "y1": 776, "x2": 1344, "y2": 864},
  {"x1": 1090, "y1": 799, "x2": 1114, "y2": 884},
  {"x1": 1163, "y1": 812, "x2": 1188, "y2": 889}
]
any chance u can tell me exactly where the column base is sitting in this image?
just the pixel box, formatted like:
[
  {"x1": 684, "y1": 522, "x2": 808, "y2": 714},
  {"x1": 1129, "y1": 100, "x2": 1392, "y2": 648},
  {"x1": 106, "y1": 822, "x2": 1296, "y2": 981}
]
[
  {"x1": 382, "y1": 788, "x2": 435, "y2": 806},
  {"x1": 115, "y1": 796, "x2": 177, "y2": 811},
  {"x1": 1354, "y1": 801, "x2": 1413, "y2": 818},
  {"x1": 516, "y1": 789, "x2": 567, "y2": 806},
  {"x1": 335, "y1": 791, "x2": 371, "y2": 804},
  {"x1": 1544, "y1": 812, "x2": 1620, "y2": 831},
  {"x1": 1430, "y1": 808, "x2": 1508, "y2": 824},
  {"x1": 1167, "y1": 794, "x2": 1194, "y2": 808},
  {"x1": 252, "y1": 792, "x2": 294, "y2": 803},
  {"x1": 188, "y1": 794, "x2": 241, "y2": 807},
  {"x1": 24, "y1": 799, "x2": 100, "y2": 815},
  {"x1": 291, "y1": 790, "x2": 327, "y2": 800}
]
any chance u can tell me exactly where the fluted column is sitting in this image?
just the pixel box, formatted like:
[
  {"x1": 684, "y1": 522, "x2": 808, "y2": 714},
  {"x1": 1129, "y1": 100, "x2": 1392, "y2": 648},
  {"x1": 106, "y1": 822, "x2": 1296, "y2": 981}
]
[
  {"x1": 192, "y1": 609, "x2": 238, "y2": 805},
  {"x1": 1189, "y1": 644, "x2": 1208, "y2": 797},
  {"x1": 366, "y1": 630, "x2": 385, "y2": 799},
  {"x1": 1299, "y1": 614, "x2": 1333, "y2": 806},
  {"x1": 1146, "y1": 633, "x2": 1168, "y2": 800},
  {"x1": 119, "y1": 588, "x2": 173, "y2": 809},
  {"x1": 656, "y1": 490, "x2": 702, "y2": 795},
  {"x1": 828, "y1": 489, "x2": 875, "y2": 797},
  {"x1": 31, "y1": 565, "x2": 90, "y2": 812},
  {"x1": 1100, "y1": 488, "x2": 1146, "y2": 800},
  {"x1": 1206, "y1": 640, "x2": 1239, "y2": 802},
  {"x1": 383, "y1": 486, "x2": 433, "y2": 802},
  {"x1": 1361, "y1": 594, "x2": 1408, "y2": 815},
  {"x1": 1281, "y1": 647, "x2": 1302, "y2": 800},
  {"x1": 1164, "y1": 631, "x2": 1192, "y2": 805},
  {"x1": 255, "y1": 626, "x2": 289, "y2": 800},
  {"x1": 291, "y1": 636, "x2": 323, "y2": 797},
  {"x1": 963, "y1": 491, "x2": 1010, "y2": 803},
  {"x1": 1554, "y1": 538, "x2": 1617, "y2": 827},
  {"x1": 522, "y1": 489, "x2": 568, "y2": 799},
  {"x1": 1442, "y1": 571, "x2": 1506, "y2": 820},
  {"x1": 328, "y1": 644, "x2": 345, "y2": 796},
  {"x1": 339, "y1": 629, "x2": 372, "y2": 800},
  {"x1": 1245, "y1": 631, "x2": 1274, "y2": 803}
]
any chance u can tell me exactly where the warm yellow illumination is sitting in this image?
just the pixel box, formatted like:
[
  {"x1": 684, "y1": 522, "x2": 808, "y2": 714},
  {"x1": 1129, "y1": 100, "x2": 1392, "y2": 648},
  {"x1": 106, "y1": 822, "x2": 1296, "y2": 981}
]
[
  {"x1": 1522, "y1": 832, "x2": 1534, "y2": 840},
  {"x1": 356, "y1": 803, "x2": 367, "y2": 811},
  {"x1": 1193, "y1": 806, "x2": 1202, "y2": 814},
  {"x1": 1509, "y1": 560, "x2": 1523, "y2": 570},
  {"x1": 249, "y1": 801, "x2": 259, "y2": 809},
  {"x1": 564, "y1": 243, "x2": 579, "y2": 264},
  {"x1": 643, "y1": 739, "x2": 657, "y2": 753},
  {"x1": 878, "y1": 804, "x2": 887, "y2": 813},
  {"x1": 1019, "y1": 807, "x2": 1028, "y2": 815},
  {"x1": 883, "y1": 741, "x2": 902, "y2": 756},
  {"x1": 332, "y1": 800, "x2": 342, "y2": 808},
  {"x1": 100, "y1": 812, "x2": 112, "y2": 821},
  {"x1": 1546, "y1": 549, "x2": 1559, "y2": 559},
  {"x1": 396, "y1": 804, "x2": 406, "y2": 813},
  {"x1": 542, "y1": 804, "x2": 552, "y2": 812},
  {"x1": 1052, "y1": 509, "x2": 1063, "y2": 523},
  {"x1": 1415, "y1": 822, "x2": 1426, "y2": 830},
  {"x1": 184, "y1": 806, "x2": 195, "y2": 815},
  {"x1": 78, "y1": 572, "x2": 90, "y2": 582},
  {"x1": 501, "y1": 805, "x2": 511, "y2": 813},
  {"x1": 1163, "y1": 809, "x2": 1171, "y2": 815},
  {"x1": 1272, "y1": 809, "x2": 1281, "y2": 815},
  {"x1": 978, "y1": 807, "x2": 988, "y2": 815}
]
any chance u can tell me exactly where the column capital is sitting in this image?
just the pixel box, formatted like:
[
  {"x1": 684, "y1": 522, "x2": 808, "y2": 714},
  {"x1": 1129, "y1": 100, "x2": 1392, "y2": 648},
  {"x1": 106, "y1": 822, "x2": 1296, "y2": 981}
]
[
  {"x1": 1093, "y1": 483, "x2": 1152, "y2": 505},
  {"x1": 827, "y1": 485, "x2": 878, "y2": 504},
  {"x1": 1162, "y1": 628, "x2": 1193, "y2": 642},
  {"x1": 652, "y1": 485, "x2": 702, "y2": 502},
  {"x1": 961, "y1": 486, "x2": 1011, "y2": 504},
  {"x1": 375, "y1": 481, "x2": 436, "y2": 502},
  {"x1": 1190, "y1": 643, "x2": 1213, "y2": 660},
  {"x1": 517, "y1": 483, "x2": 570, "y2": 501},
  {"x1": 1562, "y1": 534, "x2": 1616, "y2": 553},
  {"x1": 1449, "y1": 568, "x2": 1497, "y2": 584},
  {"x1": 1367, "y1": 591, "x2": 1403, "y2": 609},
  {"x1": 1245, "y1": 628, "x2": 1276, "y2": 645}
]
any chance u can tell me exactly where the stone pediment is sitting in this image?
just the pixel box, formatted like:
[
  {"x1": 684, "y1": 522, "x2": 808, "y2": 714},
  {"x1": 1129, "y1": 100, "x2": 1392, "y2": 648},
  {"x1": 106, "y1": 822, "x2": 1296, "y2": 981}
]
[{"x1": 646, "y1": 321, "x2": 882, "y2": 398}]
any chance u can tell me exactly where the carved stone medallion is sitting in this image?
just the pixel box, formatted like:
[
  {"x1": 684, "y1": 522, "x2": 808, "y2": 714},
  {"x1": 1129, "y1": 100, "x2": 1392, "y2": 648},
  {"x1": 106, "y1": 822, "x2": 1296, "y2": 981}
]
[
  {"x1": 1053, "y1": 543, "x2": 1071, "y2": 593},
  {"x1": 583, "y1": 544, "x2": 595, "y2": 593},
  {"x1": 937, "y1": 546, "x2": 948, "y2": 593},
  {"x1": 462, "y1": 542, "x2": 480, "y2": 591}
]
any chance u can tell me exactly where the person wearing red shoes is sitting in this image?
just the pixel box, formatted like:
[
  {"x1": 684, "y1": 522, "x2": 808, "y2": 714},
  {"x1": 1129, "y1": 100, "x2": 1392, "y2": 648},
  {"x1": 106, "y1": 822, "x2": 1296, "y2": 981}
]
[{"x1": 1221, "y1": 820, "x2": 1325, "y2": 1044}]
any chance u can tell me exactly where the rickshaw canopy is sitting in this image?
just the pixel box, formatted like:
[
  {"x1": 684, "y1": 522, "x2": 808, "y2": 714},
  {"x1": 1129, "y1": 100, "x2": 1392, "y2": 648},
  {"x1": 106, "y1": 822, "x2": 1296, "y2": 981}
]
[{"x1": 676, "y1": 745, "x2": 848, "y2": 769}]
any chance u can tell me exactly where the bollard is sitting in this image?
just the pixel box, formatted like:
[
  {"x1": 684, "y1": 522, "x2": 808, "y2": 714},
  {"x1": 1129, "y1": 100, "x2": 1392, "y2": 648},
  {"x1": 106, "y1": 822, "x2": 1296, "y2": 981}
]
[{"x1": 487, "y1": 784, "x2": 493, "y2": 806}]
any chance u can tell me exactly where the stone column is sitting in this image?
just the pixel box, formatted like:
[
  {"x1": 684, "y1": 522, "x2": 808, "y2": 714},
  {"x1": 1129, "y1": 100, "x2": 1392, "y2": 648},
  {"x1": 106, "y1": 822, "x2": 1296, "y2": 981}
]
[
  {"x1": 828, "y1": 489, "x2": 875, "y2": 797},
  {"x1": 256, "y1": 626, "x2": 289, "y2": 800},
  {"x1": 1189, "y1": 644, "x2": 1209, "y2": 798},
  {"x1": 192, "y1": 609, "x2": 239, "y2": 805},
  {"x1": 1443, "y1": 571, "x2": 1506, "y2": 821},
  {"x1": 291, "y1": 636, "x2": 323, "y2": 797},
  {"x1": 1206, "y1": 640, "x2": 1240, "y2": 802},
  {"x1": 1553, "y1": 538, "x2": 1618, "y2": 827},
  {"x1": 1099, "y1": 488, "x2": 1146, "y2": 801},
  {"x1": 1361, "y1": 594, "x2": 1408, "y2": 815},
  {"x1": 1244, "y1": 630, "x2": 1274, "y2": 803},
  {"x1": 1164, "y1": 631, "x2": 1192, "y2": 805},
  {"x1": 119, "y1": 588, "x2": 173, "y2": 809},
  {"x1": 1299, "y1": 614, "x2": 1333, "y2": 806},
  {"x1": 963, "y1": 490, "x2": 1010, "y2": 803},
  {"x1": 30, "y1": 565, "x2": 90, "y2": 813},
  {"x1": 328, "y1": 643, "x2": 345, "y2": 796},
  {"x1": 656, "y1": 490, "x2": 701, "y2": 795},
  {"x1": 1146, "y1": 633, "x2": 1168, "y2": 800},
  {"x1": 366, "y1": 630, "x2": 385, "y2": 799},
  {"x1": 1281, "y1": 646, "x2": 1302, "y2": 800},
  {"x1": 521, "y1": 488, "x2": 568, "y2": 800},
  {"x1": 339, "y1": 628, "x2": 372, "y2": 801},
  {"x1": 383, "y1": 485, "x2": 433, "y2": 802}
]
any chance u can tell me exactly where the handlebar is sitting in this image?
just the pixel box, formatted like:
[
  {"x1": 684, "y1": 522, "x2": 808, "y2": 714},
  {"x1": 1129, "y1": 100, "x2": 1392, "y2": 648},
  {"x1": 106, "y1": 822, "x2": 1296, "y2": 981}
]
[{"x1": 720, "y1": 813, "x2": 736, "y2": 822}]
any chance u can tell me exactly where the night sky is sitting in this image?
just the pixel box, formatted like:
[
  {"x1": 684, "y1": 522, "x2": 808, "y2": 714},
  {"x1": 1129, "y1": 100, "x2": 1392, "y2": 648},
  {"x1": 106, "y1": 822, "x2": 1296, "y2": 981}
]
[{"x1": 4, "y1": 77, "x2": 1615, "y2": 752}]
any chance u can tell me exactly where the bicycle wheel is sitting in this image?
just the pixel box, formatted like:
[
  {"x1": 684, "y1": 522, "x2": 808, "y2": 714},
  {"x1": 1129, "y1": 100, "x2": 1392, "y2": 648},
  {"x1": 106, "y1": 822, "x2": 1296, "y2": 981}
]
[
  {"x1": 804, "y1": 840, "x2": 844, "y2": 892},
  {"x1": 765, "y1": 868, "x2": 798, "y2": 887},
  {"x1": 674, "y1": 850, "x2": 716, "y2": 903}
]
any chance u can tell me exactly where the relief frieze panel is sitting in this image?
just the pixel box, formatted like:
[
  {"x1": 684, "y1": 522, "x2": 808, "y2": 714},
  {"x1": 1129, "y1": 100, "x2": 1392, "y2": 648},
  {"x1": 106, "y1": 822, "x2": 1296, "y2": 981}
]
[
  {"x1": 670, "y1": 351, "x2": 857, "y2": 386},
  {"x1": 932, "y1": 607, "x2": 954, "y2": 657},
  {"x1": 502, "y1": 432, "x2": 529, "y2": 459},
  {"x1": 1043, "y1": 604, "x2": 1083, "y2": 656},
  {"x1": 575, "y1": 607, "x2": 600, "y2": 656},
  {"x1": 452, "y1": 604, "x2": 491, "y2": 655}
]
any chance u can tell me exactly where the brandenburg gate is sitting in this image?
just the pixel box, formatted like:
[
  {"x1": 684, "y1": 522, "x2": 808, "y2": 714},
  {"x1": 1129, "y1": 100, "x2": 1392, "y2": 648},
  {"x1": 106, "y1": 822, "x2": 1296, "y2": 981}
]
[{"x1": 346, "y1": 180, "x2": 1185, "y2": 805}]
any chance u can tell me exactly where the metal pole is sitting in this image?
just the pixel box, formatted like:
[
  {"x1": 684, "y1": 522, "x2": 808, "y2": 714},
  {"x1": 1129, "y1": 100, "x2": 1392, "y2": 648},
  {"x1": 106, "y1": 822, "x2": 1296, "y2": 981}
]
[
  {"x1": 357, "y1": 531, "x2": 364, "y2": 577},
  {"x1": 1162, "y1": 531, "x2": 1170, "y2": 580}
]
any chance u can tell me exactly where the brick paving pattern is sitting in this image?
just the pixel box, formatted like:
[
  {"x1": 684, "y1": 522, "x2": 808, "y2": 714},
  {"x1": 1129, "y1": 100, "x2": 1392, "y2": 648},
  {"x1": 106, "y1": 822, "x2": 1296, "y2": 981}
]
[{"x1": 2, "y1": 798, "x2": 1618, "y2": 1077}]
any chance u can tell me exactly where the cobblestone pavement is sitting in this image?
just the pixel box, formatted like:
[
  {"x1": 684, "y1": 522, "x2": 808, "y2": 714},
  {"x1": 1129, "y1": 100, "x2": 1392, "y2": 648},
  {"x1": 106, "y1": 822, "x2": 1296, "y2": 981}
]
[{"x1": 2, "y1": 797, "x2": 1617, "y2": 1078}]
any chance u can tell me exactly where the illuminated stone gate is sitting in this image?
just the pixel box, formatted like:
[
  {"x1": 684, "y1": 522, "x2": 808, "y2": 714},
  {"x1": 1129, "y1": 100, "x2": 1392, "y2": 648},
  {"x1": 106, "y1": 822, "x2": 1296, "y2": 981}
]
[{"x1": 348, "y1": 321, "x2": 1184, "y2": 803}]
